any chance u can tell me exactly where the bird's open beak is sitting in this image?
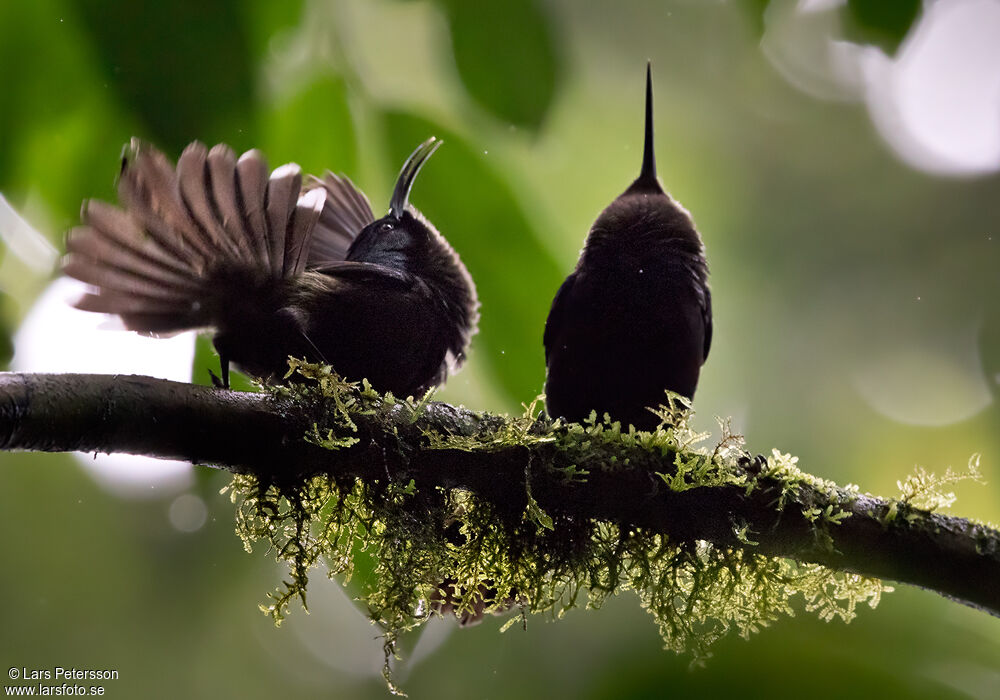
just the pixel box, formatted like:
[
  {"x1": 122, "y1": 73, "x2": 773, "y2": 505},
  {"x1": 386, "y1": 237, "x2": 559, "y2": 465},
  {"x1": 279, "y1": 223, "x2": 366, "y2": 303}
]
[{"x1": 389, "y1": 137, "x2": 442, "y2": 220}]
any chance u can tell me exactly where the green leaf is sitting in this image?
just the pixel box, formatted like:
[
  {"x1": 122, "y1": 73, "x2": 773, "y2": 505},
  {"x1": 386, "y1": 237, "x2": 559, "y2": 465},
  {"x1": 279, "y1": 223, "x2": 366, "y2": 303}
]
[
  {"x1": 740, "y1": 0, "x2": 772, "y2": 39},
  {"x1": 259, "y1": 75, "x2": 358, "y2": 178},
  {"x1": 382, "y1": 110, "x2": 565, "y2": 405},
  {"x1": 0, "y1": 1, "x2": 131, "y2": 225},
  {"x1": 526, "y1": 492, "x2": 555, "y2": 531},
  {"x1": 439, "y1": 0, "x2": 562, "y2": 130},
  {"x1": 72, "y1": 0, "x2": 256, "y2": 153},
  {"x1": 842, "y1": 0, "x2": 922, "y2": 55}
]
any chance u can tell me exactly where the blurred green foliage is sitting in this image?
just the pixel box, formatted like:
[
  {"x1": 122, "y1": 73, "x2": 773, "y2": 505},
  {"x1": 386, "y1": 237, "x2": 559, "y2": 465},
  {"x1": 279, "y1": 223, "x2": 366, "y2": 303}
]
[
  {"x1": 73, "y1": 0, "x2": 256, "y2": 153},
  {"x1": 438, "y1": 0, "x2": 562, "y2": 129},
  {"x1": 261, "y1": 75, "x2": 357, "y2": 178},
  {"x1": 843, "y1": 0, "x2": 923, "y2": 54},
  {"x1": 745, "y1": 0, "x2": 922, "y2": 53},
  {"x1": 741, "y1": 0, "x2": 775, "y2": 38},
  {"x1": 1, "y1": 0, "x2": 999, "y2": 698}
]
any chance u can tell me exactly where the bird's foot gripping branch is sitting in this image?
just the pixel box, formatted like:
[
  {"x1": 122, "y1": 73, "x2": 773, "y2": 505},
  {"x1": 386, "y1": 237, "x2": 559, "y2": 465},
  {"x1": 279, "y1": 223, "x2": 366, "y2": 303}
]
[{"x1": 220, "y1": 362, "x2": 993, "y2": 688}]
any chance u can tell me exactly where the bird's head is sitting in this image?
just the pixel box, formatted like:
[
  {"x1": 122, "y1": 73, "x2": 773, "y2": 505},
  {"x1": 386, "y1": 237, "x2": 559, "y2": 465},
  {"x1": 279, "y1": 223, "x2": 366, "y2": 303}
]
[{"x1": 347, "y1": 137, "x2": 442, "y2": 271}]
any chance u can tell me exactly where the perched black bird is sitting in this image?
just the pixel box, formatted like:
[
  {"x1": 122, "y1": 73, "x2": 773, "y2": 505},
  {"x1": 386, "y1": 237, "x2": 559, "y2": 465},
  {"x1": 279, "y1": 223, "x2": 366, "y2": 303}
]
[
  {"x1": 64, "y1": 137, "x2": 478, "y2": 395},
  {"x1": 543, "y1": 65, "x2": 711, "y2": 430}
]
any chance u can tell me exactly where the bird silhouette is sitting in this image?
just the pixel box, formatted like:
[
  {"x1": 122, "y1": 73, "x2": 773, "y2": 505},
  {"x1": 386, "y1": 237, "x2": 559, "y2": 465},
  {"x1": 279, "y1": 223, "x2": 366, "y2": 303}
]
[
  {"x1": 543, "y1": 65, "x2": 712, "y2": 430},
  {"x1": 64, "y1": 137, "x2": 478, "y2": 395}
]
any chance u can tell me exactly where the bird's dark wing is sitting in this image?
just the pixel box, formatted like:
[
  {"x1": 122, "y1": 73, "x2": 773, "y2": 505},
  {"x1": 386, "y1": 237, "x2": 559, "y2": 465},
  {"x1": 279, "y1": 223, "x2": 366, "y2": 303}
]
[
  {"x1": 306, "y1": 173, "x2": 376, "y2": 268},
  {"x1": 702, "y1": 285, "x2": 713, "y2": 363},
  {"x1": 543, "y1": 273, "x2": 577, "y2": 365},
  {"x1": 113, "y1": 139, "x2": 326, "y2": 280},
  {"x1": 311, "y1": 260, "x2": 413, "y2": 288},
  {"x1": 295, "y1": 262, "x2": 447, "y2": 397},
  {"x1": 172, "y1": 143, "x2": 325, "y2": 279},
  {"x1": 64, "y1": 139, "x2": 327, "y2": 336}
]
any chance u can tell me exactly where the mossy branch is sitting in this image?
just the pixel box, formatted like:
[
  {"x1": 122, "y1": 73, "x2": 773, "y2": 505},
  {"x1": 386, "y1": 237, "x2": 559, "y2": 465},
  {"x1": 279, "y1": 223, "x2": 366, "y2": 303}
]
[{"x1": 1, "y1": 370, "x2": 998, "y2": 622}]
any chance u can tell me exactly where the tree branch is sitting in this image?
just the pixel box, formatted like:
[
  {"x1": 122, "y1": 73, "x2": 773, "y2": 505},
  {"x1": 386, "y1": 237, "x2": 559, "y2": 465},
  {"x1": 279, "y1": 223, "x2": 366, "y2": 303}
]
[{"x1": 1, "y1": 371, "x2": 998, "y2": 617}]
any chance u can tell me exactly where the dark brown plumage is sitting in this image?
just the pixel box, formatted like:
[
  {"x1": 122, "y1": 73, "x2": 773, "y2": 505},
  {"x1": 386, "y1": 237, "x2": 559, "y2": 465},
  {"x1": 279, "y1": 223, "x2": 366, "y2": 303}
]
[
  {"x1": 543, "y1": 65, "x2": 712, "y2": 430},
  {"x1": 64, "y1": 137, "x2": 478, "y2": 395}
]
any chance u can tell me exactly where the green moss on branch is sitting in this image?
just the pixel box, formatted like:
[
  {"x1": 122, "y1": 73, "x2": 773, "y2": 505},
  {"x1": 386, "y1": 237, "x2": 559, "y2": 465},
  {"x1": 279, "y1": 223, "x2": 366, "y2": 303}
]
[
  {"x1": 218, "y1": 362, "x2": 989, "y2": 680},
  {"x1": 0, "y1": 367, "x2": 997, "y2": 684}
]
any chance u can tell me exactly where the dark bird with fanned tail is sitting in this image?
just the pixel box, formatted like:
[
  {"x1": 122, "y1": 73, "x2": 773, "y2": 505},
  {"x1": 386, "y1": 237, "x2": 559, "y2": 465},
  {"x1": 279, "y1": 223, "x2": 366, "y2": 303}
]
[
  {"x1": 64, "y1": 137, "x2": 478, "y2": 395},
  {"x1": 543, "y1": 65, "x2": 712, "y2": 430}
]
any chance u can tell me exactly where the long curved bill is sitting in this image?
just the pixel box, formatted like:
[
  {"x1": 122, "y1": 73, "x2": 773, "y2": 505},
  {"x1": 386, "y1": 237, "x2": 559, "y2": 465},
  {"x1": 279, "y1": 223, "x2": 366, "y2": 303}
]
[{"x1": 389, "y1": 136, "x2": 442, "y2": 220}]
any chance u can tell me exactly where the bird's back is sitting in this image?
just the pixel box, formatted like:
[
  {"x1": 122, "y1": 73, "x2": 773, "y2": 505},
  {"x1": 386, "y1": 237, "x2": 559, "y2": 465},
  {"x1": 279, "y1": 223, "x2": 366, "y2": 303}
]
[
  {"x1": 291, "y1": 267, "x2": 454, "y2": 397},
  {"x1": 544, "y1": 268, "x2": 707, "y2": 430}
]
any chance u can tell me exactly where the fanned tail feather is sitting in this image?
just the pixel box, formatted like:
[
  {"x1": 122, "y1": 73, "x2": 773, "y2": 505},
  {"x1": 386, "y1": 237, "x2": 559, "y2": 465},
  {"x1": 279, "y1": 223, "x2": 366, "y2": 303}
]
[
  {"x1": 177, "y1": 142, "x2": 243, "y2": 263},
  {"x1": 117, "y1": 139, "x2": 215, "y2": 269},
  {"x1": 306, "y1": 172, "x2": 375, "y2": 267},
  {"x1": 286, "y1": 188, "x2": 326, "y2": 276},
  {"x1": 236, "y1": 149, "x2": 272, "y2": 267},
  {"x1": 264, "y1": 163, "x2": 300, "y2": 278}
]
